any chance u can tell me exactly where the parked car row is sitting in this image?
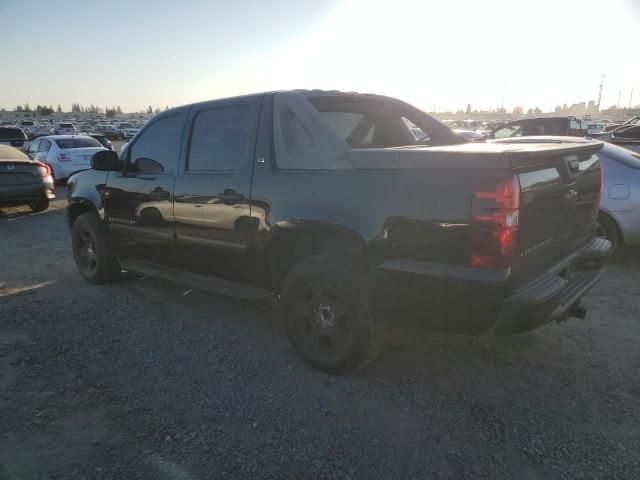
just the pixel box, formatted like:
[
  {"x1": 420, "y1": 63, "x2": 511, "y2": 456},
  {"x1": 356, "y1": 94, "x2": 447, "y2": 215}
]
[{"x1": 0, "y1": 118, "x2": 146, "y2": 140}]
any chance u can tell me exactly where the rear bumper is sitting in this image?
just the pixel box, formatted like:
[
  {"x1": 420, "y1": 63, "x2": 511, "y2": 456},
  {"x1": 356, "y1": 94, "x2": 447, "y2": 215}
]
[
  {"x1": 493, "y1": 237, "x2": 611, "y2": 333},
  {"x1": 0, "y1": 179, "x2": 55, "y2": 205},
  {"x1": 376, "y1": 237, "x2": 612, "y2": 334}
]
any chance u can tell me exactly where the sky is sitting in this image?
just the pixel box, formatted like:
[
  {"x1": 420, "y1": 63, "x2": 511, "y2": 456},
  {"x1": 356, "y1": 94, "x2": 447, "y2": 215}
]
[{"x1": 1, "y1": 0, "x2": 639, "y2": 113}]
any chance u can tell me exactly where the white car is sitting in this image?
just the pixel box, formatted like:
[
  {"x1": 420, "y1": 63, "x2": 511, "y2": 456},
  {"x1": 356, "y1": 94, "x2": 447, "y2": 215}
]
[
  {"x1": 32, "y1": 124, "x2": 54, "y2": 137},
  {"x1": 115, "y1": 122, "x2": 139, "y2": 139},
  {"x1": 55, "y1": 122, "x2": 78, "y2": 135},
  {"x1": 26, "y1": 135, "x2": 106, "y2": 181},
  {"x1": 18, "y1": 120, "x2": 37, "y2": 137}
]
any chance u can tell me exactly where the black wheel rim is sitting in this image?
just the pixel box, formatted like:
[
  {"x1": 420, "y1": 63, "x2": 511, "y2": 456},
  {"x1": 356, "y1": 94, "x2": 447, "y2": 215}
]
[
  {"x1": 290, "y1": 281, "x2": 353, "y2": 363},
  {"x1": 75, "y1": 228, "x2": 98, "y2": 273}
]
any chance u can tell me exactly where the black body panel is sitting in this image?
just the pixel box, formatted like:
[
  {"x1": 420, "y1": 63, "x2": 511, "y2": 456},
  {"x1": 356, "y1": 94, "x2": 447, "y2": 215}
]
[{"x1": 66, "y1": 91, "x2": 610, "y2": 335}]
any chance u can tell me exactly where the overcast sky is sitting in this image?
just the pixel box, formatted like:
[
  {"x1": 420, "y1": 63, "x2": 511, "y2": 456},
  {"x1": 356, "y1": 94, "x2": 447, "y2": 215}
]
[{"x1": 2, "y1": 0, "x2": 639, "y2": 113}]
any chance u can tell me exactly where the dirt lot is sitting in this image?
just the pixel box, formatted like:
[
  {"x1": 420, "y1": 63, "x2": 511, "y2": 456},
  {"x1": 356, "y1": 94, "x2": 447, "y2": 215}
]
[{"x1": 1, "y1": 191, "x2": 639, "y2": 480}]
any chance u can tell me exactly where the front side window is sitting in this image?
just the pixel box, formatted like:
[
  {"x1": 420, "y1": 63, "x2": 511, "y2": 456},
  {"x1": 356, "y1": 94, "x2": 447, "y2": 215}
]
[
  {"x1": 187, "y1": 105, "x2": 251, "y2": 172},
  {"x1": 28, "y1": 140, "x2": 40, "y2": 153},
  {"x1": 128, "y1": 114, "x2": 183, "y2": 174}
]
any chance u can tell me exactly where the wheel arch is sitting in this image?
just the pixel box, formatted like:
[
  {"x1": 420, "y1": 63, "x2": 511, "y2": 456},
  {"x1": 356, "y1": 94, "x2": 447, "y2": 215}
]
[
  {"x1": 67, "y1": 197, "x2": 100, "y2": 229},
  {"x1": 265, "y1": 221, "x2": 368, "y2": 292},
  {"x1": 598, "y1": 208, "x2": 625, "y2": 245}
]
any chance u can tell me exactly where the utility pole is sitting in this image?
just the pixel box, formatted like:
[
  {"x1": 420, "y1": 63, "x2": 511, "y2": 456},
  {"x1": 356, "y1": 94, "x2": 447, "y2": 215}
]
[
  {"x1": 596, "y1": 74, "x2": 605, "y2": 111},
  {"x1": 630, "y1": 89, "x2": 634, "y2": 109},
  {"x1": 617, "y1": 91, "x2": 622, "y2": 109}
]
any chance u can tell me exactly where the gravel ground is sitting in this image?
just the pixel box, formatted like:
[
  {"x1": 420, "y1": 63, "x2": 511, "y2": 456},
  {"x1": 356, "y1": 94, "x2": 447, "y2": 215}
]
[{"x1": 1, "y1": 191, "x2": 639, "y2": 480}]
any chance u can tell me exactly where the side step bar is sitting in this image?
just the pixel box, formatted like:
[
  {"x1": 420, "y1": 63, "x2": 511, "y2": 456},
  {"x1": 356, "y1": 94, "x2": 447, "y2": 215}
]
[{"x1": 119, "y1": 258, "x2": 273, "y2": 301}]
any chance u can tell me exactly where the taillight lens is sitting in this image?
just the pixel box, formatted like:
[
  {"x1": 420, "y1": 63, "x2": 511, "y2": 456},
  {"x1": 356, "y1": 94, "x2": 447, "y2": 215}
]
[
  {"x1": 470, "y1": 175, "x2": 520, "y2": 269},
  {"x1": 34, "y1": 161, "x2": 51, "y2": 179},
  {"x1": 58, "y1": 152, "x2": 71, "y2": 162}
]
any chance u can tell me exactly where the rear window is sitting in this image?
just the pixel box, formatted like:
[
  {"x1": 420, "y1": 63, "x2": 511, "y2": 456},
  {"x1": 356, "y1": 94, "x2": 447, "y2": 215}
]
[
  {"x1": 603, "y1": 143, "x2": 640, "y2": 170},
  {"x1": 54, "y1": 137, "x2": 101, "y2": 149},
  {"x1": 21, "y1": 121, "x2": 35, "y2": 126},
  {"x1": 59, "y1": 123, "x2": 74, "y2": 128},
  {"x1": 0, "y1": 128, "x2": 27, "y2": 141}
]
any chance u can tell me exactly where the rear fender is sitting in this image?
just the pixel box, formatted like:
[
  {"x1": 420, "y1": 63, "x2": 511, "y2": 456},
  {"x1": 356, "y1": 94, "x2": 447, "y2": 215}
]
[{"x1": 264, "y1": 220, "x2": 367, "y2": 290}]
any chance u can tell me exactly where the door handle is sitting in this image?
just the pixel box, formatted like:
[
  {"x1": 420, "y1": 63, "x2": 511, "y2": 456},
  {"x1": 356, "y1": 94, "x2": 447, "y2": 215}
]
[
  {"x1": 149, "y1": 189, "x2": 171, "y2": 201},
  {"x1": 218, "y1": 190, "x2": 245, "y2": 204}
]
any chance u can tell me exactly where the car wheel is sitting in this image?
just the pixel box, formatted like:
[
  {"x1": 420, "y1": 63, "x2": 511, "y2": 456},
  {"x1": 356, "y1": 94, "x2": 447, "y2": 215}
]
[
  {"x1": 595, "y1": 213, "x2": 620, "y2": 253},
  {"x1": 29, "y1": 200, "x2": 49, "y2": 212},
  {"x1": 71, "y1": 212, "x2": 120, "y2": 284},
  {"x1": 596, "y1": 213, "x2": 623, "y2": 254},
  {"x1": 280, "y1": 254, "x2": 385, "y2": 374}
]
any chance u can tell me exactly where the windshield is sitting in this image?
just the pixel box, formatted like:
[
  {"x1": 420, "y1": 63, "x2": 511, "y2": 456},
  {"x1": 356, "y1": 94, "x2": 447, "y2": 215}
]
[
  {"x1": 59, "y1": 124, "x2": 74, "y2": 128},
  {"x1": 54, "y1": 137, "x2": 101, "y2": 149}
]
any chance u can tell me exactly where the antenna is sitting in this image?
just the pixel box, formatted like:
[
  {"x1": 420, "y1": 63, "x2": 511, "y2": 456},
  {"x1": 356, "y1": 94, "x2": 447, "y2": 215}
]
[{"x1": 596, "y1": 74, "x2": 605, "y2": 111}]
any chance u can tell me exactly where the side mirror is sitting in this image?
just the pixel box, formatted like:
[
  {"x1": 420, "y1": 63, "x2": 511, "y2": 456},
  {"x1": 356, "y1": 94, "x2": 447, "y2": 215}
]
[{"x1": 91, "y1": 150, "x2": 119, "y2": 171}]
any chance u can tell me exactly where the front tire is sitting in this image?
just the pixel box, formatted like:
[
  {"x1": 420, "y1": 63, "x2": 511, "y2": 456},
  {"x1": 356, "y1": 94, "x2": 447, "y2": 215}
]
[
  {"x1": 280, "y1": 254, "x2": 385, "y2": 374},
  {"x1": 71, "y1": 212, "x2": 120, "y2": 284}
]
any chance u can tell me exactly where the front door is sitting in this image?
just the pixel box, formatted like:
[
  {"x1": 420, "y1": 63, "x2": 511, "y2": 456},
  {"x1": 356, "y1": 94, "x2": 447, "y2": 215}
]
[
  {"x1": 104, "y1": 109, "x2": 187, "y2": 265},
  {"x1": 173, "y1": 95, "x2": 263, "y2": 283}
]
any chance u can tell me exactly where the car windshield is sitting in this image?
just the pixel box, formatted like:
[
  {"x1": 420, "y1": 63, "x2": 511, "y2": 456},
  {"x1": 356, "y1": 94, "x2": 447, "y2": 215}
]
[
  {"x1": 59, "y1": 124, "x2": 74, "y2": 128},
  {"x1": 55, "y1": 137, "x2": 101, "y2": 149},
  {"x1": 21, "y1": 121, "x2": 35, "y2": 126}
]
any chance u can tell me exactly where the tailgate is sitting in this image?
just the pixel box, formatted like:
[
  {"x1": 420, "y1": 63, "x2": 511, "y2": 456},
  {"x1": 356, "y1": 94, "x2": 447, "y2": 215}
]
[
  {"x1": 66, "y1": 147, "x2": 103, "y2": 166},
  {"x1": 509, "y1": 142, "x2": 603, "y2": 283}
]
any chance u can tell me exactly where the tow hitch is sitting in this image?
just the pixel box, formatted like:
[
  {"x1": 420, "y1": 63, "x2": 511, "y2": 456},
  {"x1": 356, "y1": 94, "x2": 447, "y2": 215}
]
[{"x1": 557, "y1": 302, "x2": 587, "y2": 323}]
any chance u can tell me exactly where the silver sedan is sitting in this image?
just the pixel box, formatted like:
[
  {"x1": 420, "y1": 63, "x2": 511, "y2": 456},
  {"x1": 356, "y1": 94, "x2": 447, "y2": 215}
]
[{"x1": 491, "y1": 136, "x2": 640, "y2": 251}]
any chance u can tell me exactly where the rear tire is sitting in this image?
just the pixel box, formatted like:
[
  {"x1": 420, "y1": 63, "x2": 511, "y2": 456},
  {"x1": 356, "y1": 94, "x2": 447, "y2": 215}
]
[
  {"x1": 71, "y1": 212, "x2": 120, "y2": 284},
  {"x1": 595, "y1": 213, "x2": 620, "y2": 253},
  {"x1": 29, "y1": 200, "x2": 49, "y2": 212},
  {"x1": 280, "y1": 254, "x2": 385, "y2": 374}
]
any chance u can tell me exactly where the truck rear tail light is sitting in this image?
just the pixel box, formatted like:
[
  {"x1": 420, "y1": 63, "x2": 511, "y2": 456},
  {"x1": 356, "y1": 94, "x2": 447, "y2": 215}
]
[
  {"x1": 58, "y1": 152, "x2": 71, "y2": 162},
  {"x1": 470, "y1": 175, "x2": 520, "y2": 269}
]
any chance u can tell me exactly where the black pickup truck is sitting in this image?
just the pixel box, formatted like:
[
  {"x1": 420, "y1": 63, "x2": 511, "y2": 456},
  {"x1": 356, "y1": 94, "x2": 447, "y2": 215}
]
[{"x1": 67, "y1": 90, "x2": 611, "y2": 374}]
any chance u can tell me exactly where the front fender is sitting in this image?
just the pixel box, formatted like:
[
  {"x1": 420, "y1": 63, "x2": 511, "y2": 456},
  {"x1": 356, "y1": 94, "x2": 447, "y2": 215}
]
[{"x1": 66, "y1": 169, "x2": 110, "y2": 227}]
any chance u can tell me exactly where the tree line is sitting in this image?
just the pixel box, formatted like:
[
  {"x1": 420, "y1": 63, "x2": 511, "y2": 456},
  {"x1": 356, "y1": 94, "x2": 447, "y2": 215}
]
[{"x1": 9, "y1": 103, "x2": 168, "y2": 116}]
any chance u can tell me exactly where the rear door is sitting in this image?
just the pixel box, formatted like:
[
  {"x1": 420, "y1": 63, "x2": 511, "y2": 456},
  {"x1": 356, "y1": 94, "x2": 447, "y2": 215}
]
[
  {"x1": 173, "y1": 94, "x2": 262, "y2": 283},
  {"x1": 104, "y1": 109, "x2": 188, "y2": 264}
]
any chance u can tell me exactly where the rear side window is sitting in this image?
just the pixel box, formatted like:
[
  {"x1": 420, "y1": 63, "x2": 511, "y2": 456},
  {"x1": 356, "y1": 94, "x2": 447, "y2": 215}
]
[
  {"x1": 187, "y1": 105, "x2": 251, "y2": 171},
  {"x1": 281, "y1": 107, "x2": 313, "y2": 151},
  {"x1": 128, "y1": 114, "x2": 183, "y2": 174},
  {"x1": 603, "y1": 144, "x2": 640, "y2": 170},
  {"x1": 55, "y1": 137, "x2": 101, "y2": 149},
  {"x1": 38, "y1": 139, "x2": 51, "y2": 152}
]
